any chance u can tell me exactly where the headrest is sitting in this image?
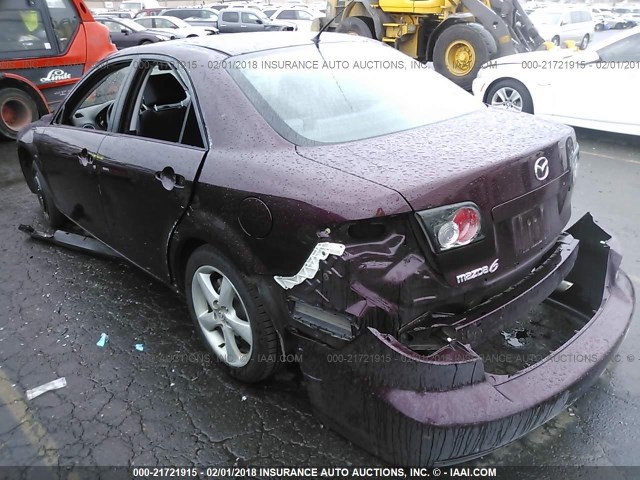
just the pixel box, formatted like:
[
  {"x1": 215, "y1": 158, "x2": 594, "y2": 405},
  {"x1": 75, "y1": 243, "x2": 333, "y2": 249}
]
[{"x1": 144, "y1": 73, "x2": 187, "y2": 107}]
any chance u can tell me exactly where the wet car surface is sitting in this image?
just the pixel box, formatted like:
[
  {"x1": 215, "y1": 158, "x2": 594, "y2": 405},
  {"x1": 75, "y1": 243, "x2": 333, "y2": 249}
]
[
  {"x1": 9, "y1": 33, "x2": 638, "y2": 466},
  {"x1": 1, "y1": 128, "x2": 640, "y2": 474}
]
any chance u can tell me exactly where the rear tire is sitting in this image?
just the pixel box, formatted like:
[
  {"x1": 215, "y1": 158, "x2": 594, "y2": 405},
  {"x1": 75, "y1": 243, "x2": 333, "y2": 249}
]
[
  {"x1": 433, "y1": 23, "x2": 496, "y2": 91},
  {"x1": 0, "y1": 88, "x2": 38, "y2": 140},
  {"x1": 579, "y1": 34, "x2": 590, "y2": 50},
  {"x1": 486, "y1": 79, "x2": 534, "y2": 114},
  {"x1": 336, "y1": 16, "x2": 374, "y2": 38},
  {"x1": 34, "y1": 170, "x2": 66, "y2": 229},
  {"x1": 185, "y1": 245, "x2": 280, "y2": 383}
]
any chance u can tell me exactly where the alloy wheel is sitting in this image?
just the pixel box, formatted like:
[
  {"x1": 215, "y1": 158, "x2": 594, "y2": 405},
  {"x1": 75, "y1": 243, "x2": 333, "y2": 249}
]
[
  {"x1": 191, "y1": 265, "x2": 252, "y2": 367},
  {"x1": 490, "y1": 87, "x2": 523, "y2": 112}
]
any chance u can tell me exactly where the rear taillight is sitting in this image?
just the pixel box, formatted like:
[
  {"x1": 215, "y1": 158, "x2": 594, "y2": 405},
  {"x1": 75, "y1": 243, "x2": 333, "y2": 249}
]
[{"x1": 417, "y1": 202, "x2": 483, "y2": 252}]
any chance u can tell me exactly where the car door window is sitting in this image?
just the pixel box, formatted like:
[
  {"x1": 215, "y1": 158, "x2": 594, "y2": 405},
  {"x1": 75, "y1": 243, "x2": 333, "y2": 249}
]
[
  {"x1": 137, "y1": 18, "x2": 153, "y2": 27},
  {"x1": 201, "y1": 10, "x2": 218, "y2": 19},
  {"x1": 242, "y1": 12, "x2": 261, "y2": 24},
  {"x1": 119, "y1": 62, "x2": 205, "y2": 148},
  {"x1": 45, "y1": 0, "x2": 80, "y2": 52},
  {"x1": 155, "y1": 18, "x2": 173, "y2": 28},
  {"x1": 103, "y1": 20, "x2": 124, "y2": 33},
  {"x1": 277, "y1": 10, "x2": 296, "y2": 20},
  {"x1": 222, "y1": 11, "x2": 239, "y2": 22},
  {"x1": 296, "y1": 10, "x2": 314, "y2": 20},
  {"x1": 598, "y1": 34, "x2": 640, "y2": 61},
  {"x1": 58, "y1": 62, "x2": 132, "y2": 130}
]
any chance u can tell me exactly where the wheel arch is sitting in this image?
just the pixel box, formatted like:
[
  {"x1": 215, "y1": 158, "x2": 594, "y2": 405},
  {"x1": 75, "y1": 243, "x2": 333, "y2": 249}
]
[
  {"x1": 170, "y1": 231, "x2": 294, "y2": 354},
  {"x1": 0, "y1": 74, "x2": 49, "y2": 118},
  {"x1": 342, "y1": 0, "x2": 389, "y2": 39},
  {"x1": 425, "y1": 16, "x2": 475, "y2": 61}
]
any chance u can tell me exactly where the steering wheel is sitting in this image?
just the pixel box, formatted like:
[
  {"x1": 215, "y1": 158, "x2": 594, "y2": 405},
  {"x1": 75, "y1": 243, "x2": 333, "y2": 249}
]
[{"x1": 96, "y1": 102, "x2": 114, "y2": 130}]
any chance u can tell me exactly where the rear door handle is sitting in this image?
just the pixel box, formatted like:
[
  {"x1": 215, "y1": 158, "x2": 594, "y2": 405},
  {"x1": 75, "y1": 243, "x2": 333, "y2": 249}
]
[{"x1": 155, "y1": 166, "x2": 185, "y2": 191}]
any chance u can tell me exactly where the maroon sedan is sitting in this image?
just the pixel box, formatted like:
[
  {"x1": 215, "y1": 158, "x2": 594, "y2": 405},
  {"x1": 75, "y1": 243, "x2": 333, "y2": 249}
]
[{"x1": 17, "y1": 33, "x2": 634, "y2": 465}]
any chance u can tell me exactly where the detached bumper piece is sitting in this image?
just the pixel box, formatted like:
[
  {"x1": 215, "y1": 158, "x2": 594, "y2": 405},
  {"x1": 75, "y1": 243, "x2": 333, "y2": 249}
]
[
  {"x1": 18, "y1": 224, "x2": 121, "y2": 260},
  {"x1": 297, "y1": 214, "x2": 635, "y2": 466}
]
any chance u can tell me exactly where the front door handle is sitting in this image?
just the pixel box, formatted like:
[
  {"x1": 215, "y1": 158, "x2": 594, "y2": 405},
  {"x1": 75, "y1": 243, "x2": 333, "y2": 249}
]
[
  {"x1": 78, "y1": 148, "x2": 94, "y2": 167},
  {"x1": 155, "y1": 166, "x2": 185, "y2": 191}
]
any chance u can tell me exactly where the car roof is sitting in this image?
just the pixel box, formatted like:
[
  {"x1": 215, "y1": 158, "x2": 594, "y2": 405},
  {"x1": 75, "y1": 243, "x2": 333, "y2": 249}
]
[{"x1": 111, "y1": 31, "x2": 369, "y2": 57}]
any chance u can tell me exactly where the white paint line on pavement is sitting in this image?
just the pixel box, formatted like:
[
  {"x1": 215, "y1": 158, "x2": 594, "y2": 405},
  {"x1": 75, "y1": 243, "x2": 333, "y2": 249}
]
[
  {"x1": 0, "y1": 368, "x2": 59, "y2": 466},
  {"x1": 586, "y1": 151, "x2": 640, "y2": 166}
]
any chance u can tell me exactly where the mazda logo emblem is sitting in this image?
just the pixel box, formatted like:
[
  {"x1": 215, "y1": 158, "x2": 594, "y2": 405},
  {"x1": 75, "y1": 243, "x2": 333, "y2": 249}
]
[{"x1": 534, "y1": 157, "x2": 549, "y2": 181}]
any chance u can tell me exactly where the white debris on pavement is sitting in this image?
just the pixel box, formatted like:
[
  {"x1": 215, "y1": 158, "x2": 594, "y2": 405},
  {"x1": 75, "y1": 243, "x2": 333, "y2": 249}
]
[{"x1": 25, "y1": 377, "x2": 67, "y2": 400}]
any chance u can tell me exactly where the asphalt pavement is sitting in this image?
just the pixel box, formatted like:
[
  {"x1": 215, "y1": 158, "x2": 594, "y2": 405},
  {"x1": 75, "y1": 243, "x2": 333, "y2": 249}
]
[{"x1": 0, "y1": 126, "x2": 639, "y2": 471}]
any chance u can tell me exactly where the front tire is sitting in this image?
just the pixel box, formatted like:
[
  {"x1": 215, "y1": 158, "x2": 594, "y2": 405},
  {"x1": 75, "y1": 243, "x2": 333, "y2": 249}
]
[
  {"x1": 552, "y1": 35, "x2": 560, "y2": 46},
  {"x1": 433, "y1": 23, "x2": 496, "y2": 90},
  {"x1": 336, "y1": 16, "x2": 374, "y2": 38},
  {"x1": 185, "y1": 245, "x2": 280, "y2": 383},
  {"x1": 0, "y1": 88, "x2": 38, "y2": 140},
  {"x1": 486, "y1": 79, "x2": 534, "y2": 114}
]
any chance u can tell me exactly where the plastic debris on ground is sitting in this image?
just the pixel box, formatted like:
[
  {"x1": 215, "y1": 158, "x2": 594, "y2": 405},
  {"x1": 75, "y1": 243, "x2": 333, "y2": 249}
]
[
  {"x1": 26, "y1": 377, "x2": 67, "y2": 400},
  {"x1": 96, "y1": 333, "x2": 109, "y2": 347},
  {"x1": 135, "y1": 343, "x2": 144, "y2": 352}
]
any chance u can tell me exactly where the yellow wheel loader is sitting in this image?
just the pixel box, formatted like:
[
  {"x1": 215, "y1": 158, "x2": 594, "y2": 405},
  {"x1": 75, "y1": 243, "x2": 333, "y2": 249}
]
[{"x1": 314, "y1": 0, "x2": 545, "y2": 89}]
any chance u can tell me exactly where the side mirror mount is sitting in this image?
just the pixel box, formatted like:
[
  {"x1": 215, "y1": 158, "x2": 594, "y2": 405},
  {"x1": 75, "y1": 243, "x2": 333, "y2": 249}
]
[
  {"x1": 256, "y1": 18, "x2": 263, "y2": 24},
  {"x1": 121, "y1": 28, "x2": 130, "y2": 34}
]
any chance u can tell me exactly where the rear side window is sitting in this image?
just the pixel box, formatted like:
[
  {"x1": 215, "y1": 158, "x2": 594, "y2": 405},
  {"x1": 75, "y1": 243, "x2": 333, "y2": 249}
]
[
  {"x1": 277, "y1": 10, "x2": 296, "y2": 20},
  {"x1": 136, "y1": 18, "x2": 153, "y2": 27},
  {"x1": 222, "y1": 11, "x2": 239, "y2": 22}
]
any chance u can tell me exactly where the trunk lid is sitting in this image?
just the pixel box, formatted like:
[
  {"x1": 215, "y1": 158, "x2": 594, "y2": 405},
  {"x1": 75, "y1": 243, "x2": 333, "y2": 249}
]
[{"x1": 297, "y1": 109, "x2": 575, "y2": 289}]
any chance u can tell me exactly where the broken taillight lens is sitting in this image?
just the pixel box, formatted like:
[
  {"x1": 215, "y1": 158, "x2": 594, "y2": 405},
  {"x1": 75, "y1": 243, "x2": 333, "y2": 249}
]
[{"x1": 417, "y1": 202, "x2": 483, "y2": 252}]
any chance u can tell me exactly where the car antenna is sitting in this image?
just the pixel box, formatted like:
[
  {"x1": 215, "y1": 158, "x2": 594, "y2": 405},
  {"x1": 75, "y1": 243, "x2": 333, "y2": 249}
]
[{"x1": 312, "y1": 10, "x2": 341, "y2": 47}]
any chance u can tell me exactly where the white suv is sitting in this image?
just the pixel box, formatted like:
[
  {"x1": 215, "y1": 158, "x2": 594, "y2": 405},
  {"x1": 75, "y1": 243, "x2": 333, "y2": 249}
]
[{"x1": 529, "y1": 8, "x2": 595, "y2": 49}]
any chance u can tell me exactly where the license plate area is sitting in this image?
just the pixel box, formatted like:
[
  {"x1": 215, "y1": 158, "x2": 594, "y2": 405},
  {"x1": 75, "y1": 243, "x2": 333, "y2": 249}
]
[{"x1": 512, "y1": 205, "x2": 546, "y2": 256}]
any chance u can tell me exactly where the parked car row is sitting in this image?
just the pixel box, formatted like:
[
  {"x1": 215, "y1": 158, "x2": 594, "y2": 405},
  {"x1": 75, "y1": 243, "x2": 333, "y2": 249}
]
[{"x1": 94, "y1": 4, "x2": 310, "y2": 48}]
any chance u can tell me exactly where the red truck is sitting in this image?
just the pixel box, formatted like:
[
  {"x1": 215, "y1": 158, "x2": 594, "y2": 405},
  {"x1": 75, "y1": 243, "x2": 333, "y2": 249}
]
[{"x1": 0, "y1": 0, "x2": 115, "y2": 139}]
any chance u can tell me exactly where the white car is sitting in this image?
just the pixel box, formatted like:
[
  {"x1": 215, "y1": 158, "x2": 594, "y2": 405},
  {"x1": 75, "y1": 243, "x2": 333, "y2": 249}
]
[
  {"x1": 134, "y1": 16, "x2": 218, "y2": 36},
  {"x1": 263, "y1": 6, "x2": 320, "y2": 31},
  {"x1": 472, "y1": 28, "x2": 640, "y2": 136},
  {"x1": 529, "y1": 7, "x2": 595, "y2": 49}
]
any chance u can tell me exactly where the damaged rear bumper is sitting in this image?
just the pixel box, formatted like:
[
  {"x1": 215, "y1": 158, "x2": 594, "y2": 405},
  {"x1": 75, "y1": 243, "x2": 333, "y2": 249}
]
[{"x1": 296, "y1": 215, "x2": 635, "y2": 466}]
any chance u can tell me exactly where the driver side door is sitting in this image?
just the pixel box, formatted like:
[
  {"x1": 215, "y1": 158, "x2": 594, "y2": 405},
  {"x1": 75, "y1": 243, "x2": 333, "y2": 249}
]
[{"x1": 39, "y1": 61, "x2": 134, "y2": 242}]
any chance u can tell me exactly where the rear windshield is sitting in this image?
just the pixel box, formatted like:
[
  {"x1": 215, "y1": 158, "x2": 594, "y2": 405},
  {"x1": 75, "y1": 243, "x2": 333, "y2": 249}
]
[{"x1": 226, "y1": 41, "x2": 483, "y2": 145}]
